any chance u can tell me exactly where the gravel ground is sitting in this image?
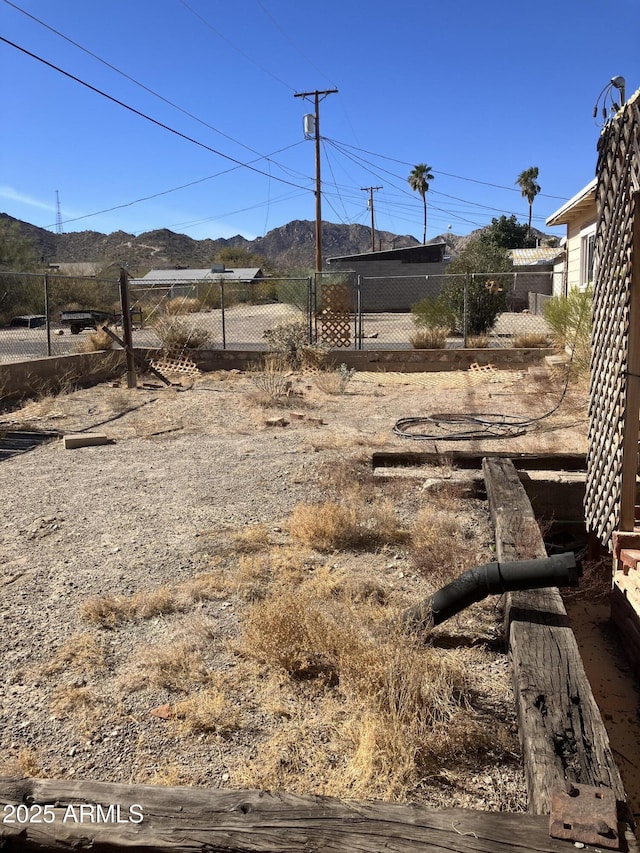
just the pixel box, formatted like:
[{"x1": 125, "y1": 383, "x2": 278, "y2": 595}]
[{"x1": 0, "y1": 364, "x2": 589, "y2": 808}]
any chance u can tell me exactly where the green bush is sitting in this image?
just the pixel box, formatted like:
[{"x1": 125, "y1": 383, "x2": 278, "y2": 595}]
[
  {"x1": 440, "y1": 275, "x2": 507, "y2": 335},
  {"x1": 410, "y1": 295, "x2": 456, "y2": 332},
  {"x1": 543, "y1": 287, "x2": 592, "y2": 350}
]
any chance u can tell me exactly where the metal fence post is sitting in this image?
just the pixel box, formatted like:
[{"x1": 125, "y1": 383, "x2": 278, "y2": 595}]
[
  {"x1": 463, "y1": 275, "x2": 470, "y2": 348},
  {"x1": 356, "y1": 274, "x2": 362, "y2": 350},
  {"x1": 44, "y1": 272, "x2": 52, "y2": 356},
  {"x1": 307, "y1": 275, "x2": 313, "y2": 345},
  {"x1": 220, "y1": 281, "x2": 226, "y2": 350},
  {"x1": 119, "y1": 268, "x2": 137, "y2": 389}
]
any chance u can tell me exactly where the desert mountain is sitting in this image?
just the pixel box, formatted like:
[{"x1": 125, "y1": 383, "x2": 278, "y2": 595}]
[{"x1": 1, "y1": 215, "x2": 420, "y2": 275}]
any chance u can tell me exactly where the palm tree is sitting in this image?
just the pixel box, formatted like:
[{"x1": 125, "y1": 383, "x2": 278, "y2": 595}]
[
  {"x1": 408, "y1": 163, "x2": 434, "y2": 243},
  {"x1": 515, "y1": 167, "x2": 541, "y2": 238}
]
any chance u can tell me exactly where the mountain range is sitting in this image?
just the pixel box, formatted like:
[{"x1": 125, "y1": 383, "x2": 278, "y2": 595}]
[{"x1": 1, "y1": 213, "x2": 551, "y2": 275}]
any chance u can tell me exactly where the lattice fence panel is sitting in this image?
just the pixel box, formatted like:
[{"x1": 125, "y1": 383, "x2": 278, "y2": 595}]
[
  {"x1": 318, "y1": 282, "x2": 352, "y2": 348},
  {"x1": 585, "y1": 91, "x2": 640, "y2": 546}
]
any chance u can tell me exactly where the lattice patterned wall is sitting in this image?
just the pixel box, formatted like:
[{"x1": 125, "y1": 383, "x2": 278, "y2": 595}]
[{"x1": 585, "y1": 89, "x2": 640, "y2": 547}]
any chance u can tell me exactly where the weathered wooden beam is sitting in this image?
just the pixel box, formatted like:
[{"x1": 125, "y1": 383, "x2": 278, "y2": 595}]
[
  {"x1": 0, "y1": 776, "x2": 579, "y2": 853},
  {"x1": 372, "y1": 450, "x2": 586, "y2": 472},
  {"x1": 483, "y1": 458, "x2": 629, "y2": 823}
]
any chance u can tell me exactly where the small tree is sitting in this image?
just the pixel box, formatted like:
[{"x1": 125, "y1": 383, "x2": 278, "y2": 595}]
[
  {"x1": 442, "y1": 239, "x2": 513, "y2": 334},
  {"x1": 480, "y1": 214, "x2": 534, "y2": 249}
]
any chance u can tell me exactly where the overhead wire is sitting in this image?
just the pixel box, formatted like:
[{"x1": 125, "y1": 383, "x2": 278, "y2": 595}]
[
  {"x1": 0, "y1": 36, "x2": 313, "y2": 192},
  {"x1": 2, "y1": 0, "x2": 296, "y2": 164}
]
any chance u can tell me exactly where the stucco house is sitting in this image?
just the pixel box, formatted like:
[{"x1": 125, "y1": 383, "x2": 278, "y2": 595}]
[
  {"x1": 545, "y1": 178, "x2": 597, "y2": 295},
  {"x1": 325, "y1": 242, "x2": 448, "y2": 311}
]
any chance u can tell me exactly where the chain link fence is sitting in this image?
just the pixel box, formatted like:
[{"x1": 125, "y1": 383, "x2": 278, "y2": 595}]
[
  {"x1": 0, "y1": 269, "x2": 560, "y2": 364},
  {"x1": 0, "y1": 271, "x2": 121, "y2": 363}
]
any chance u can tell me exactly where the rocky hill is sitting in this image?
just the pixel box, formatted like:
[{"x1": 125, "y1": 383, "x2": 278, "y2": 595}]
[
  {"x1": 2, "y1": 213, "x2": 556, "y2": 276},
  {"x1": 1, "y1": 215, "x2": 421, "y2": 275}
]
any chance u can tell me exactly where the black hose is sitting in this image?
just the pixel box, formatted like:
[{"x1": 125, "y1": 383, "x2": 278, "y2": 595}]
[{"x1": 403, "y1": 552, "x2": 578, "y2": 631}]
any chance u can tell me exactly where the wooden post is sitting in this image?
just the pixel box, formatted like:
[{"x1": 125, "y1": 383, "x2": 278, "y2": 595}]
[
  {"x1": 482, "y1": 458, "x2": 629, "y2": 820},
  {"x1": 621, "y1": 193, "x2": 640, "y2": 529},
  {"x1": 118, "y1": 268, "x2": 136, "y2": 389}
]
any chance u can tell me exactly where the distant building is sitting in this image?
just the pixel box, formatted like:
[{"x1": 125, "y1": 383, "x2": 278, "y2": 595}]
[
  {"x1": 326, "y1": 243, "x2": 448, "y2": 311},
  {"x1": 546, "y1": 178, "x2": 597, "y2": 295},
  {"x1": 509, "y1": 246, "x2": 564, "y2": 309},
  {"x1": 130, "y1": 265, "x2": 263, "y2": 300}
]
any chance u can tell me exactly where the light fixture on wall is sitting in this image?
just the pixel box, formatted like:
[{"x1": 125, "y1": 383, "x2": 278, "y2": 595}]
[{"x1": 593, "y1": 75, "x2": 627, "y2": 124}]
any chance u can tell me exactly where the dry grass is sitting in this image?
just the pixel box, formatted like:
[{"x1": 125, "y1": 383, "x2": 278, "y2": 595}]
[
  {"x1": 121, "y1": 641, "x2": 211, "y2": 693},
  {"x1": 512, "y1": 332, "x2": 551, "y2": 348},
  {"x1": 288, "y1": 495, "x2": 410, "y2": 552},
  {"x1": 81, "y1": 586, "x2": 181, "y2": 627},
  {"x1": 314, "y1": 365, "x2": 355, "y2": 395},
  {"x1": 232, "y1": 523, "x2": 271, "y2": 553},
  {"x1": 74, "y1": 324, "x2": 117, "y2": 353},
  {"x1": 164, "y1": 297, "x2": 202, "y2": 315},
  {"x1": 247, "y1": 358, "x2": 294, "y2": 405},
  {"x1": 153, "y1": 316, "x2": 212, "y2": 349},
  {"x1": 0, "y1": 748, "x2": 46, "y2": 778},
  {"x1": 466, "y1": 334, "x2": 490, "y2": 348},
  {"x1": 410, "y1": 327, "x2": 448, "y2": 349},
  {"x1": 42, "y1": 632, "x2": 105, "y2": 674},
  {"x1": 172, "y1": 686, "x2": 244, "y2": 734},
  {"x1": 235, "y1": 570, "x2": 500, "y2": 800}
]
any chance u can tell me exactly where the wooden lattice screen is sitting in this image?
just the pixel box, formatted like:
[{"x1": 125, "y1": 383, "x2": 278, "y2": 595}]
[{"x1": 585, "y1": 89, "x2": 640, "y2": 547}]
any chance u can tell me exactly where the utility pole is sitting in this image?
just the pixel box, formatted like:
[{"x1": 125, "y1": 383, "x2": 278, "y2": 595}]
[
  {"x1": 294, "y1": 88, "x2": 338, "y2": 272},
  {"x1": 361, "y1": 186, "x2": 382, "y2": 252}
]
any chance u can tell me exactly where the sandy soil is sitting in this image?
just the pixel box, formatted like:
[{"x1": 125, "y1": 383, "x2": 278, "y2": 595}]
[{"x1": 0, "y1": 364, "x2": 592, "y2": 809}]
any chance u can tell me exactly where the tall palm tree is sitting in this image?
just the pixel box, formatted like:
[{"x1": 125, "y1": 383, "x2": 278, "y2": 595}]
[
  {"x1": 408, "y1": 163, "x2": 434, "y2": 243},
  {"x1": 515, "y1": 167, "x2": 541, "y2": 238}
]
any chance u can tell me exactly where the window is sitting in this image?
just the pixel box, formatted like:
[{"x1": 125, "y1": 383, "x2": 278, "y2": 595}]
[{"x1": 580, "y1": 225, "x2": 596, "y2": 290}]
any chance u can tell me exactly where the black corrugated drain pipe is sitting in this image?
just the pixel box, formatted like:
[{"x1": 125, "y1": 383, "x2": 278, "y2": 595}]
[{"x1": 403, "y1": 552, "x2": 578, "y2": 631}]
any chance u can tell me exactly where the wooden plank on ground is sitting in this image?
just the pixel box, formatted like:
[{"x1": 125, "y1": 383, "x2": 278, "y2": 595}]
[
  {"x1": 482, "y1": 458, "x2": 630, "y2": 825},
  {"x1": 0, "y1": 776, "x2": 580, "y2": 853},
  {"x1": 372, "y1": 450, "x2": 586, "y2": 471}
]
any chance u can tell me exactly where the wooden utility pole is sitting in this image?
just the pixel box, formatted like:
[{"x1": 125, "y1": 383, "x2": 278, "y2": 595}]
[
  {"x1": 361, "y1": 186, "x2": 382, "y2": 252},
  {"x1": 294, "y1": 88, "x2": 338, "y2": 272}
]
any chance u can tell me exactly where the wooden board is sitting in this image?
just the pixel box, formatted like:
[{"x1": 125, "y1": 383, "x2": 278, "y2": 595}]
[
  {"x1": 372, "y1": 450, "x2": 586, "y2": 472},
  {"x1": 0, "y1": 776, "x2": 582, "y2": 853},
  {"x1": 482, "y1": 458, "x2": 631, "y2": 829}
]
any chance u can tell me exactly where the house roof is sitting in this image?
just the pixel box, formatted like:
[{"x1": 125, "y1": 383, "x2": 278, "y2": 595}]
[
  {"x1": 546, "y1": 178, "x2": 597, "y2": 226},
  {"x1": 510, "y1": 247, "x2": 564, "y2": 266},
  {"x1": 327, "y1": 241, "x2": 447, "y2": 264},
  {"x1": 132, "y1": 267, "x2": 262, "y2": 284}
]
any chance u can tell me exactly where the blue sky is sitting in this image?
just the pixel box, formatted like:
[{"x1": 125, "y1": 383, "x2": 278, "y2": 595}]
[{"x1": 2, "y1": 0, "x2": 639, "y2": 246}]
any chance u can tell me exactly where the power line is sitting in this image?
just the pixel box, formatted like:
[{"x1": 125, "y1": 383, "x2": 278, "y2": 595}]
[
  {"x1": 179, "y1": 0, "x2": 295, "y2": 92},
  {"x1": 2, "y1": 0, "x2": 297, "y2": 165},
  {"x1": 0, "y1": 36, "x2": 313, "y2": 195},
  {"x1": 325, "y1": 137, "x2": 570, "y2": 201}
]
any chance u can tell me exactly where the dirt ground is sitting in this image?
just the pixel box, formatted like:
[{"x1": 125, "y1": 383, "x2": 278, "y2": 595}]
[{"x1": 0, "y1": 362, "x2": 597, "y2": 810}]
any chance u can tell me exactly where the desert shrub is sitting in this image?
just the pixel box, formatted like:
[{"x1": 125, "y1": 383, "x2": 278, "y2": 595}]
[
  {"x1": 543, "y1": 287, "x2": 592, "y2": 375},
  {"x1": 441, "y1": 275, "x2": 508, "y2": 335},
  {"x1": 410, "y1": 327, "x2": 448, "y2": 349},
  {"x1": 164, "y1": 297, "x2": 202, "y2": 315},
  {"x1": 248, "y1": 356, "x2": 293, "y2": 405},
  {"x1": 153, "y1": 317, "x2": 213, "y2": 349},
  {"x1": 466, "y1": 334, "x2": 490, "y2": 348},
  {"x1": 512, "y1": 332, "x2": 550, "y2": 348},
  {"x1": 314, "y1": 364, "x2": 355, "y2": 394},
  {"x1": 263, "y1": 321, "x2": 309, "y2": 367},
  {"x1": 74, "y1": 324, "x2": 117, "y2": 352},
  {"x1": 410, "y1": 295, "x2": 456, "y2": 331},
  {"x1": 543, "y1": 287, "x2": 592, "y2": 349}
]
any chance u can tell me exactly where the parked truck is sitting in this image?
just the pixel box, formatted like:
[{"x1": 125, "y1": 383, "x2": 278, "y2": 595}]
[{"x1": 59, "y1": 308, "x2": 142, "y2": 334}]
